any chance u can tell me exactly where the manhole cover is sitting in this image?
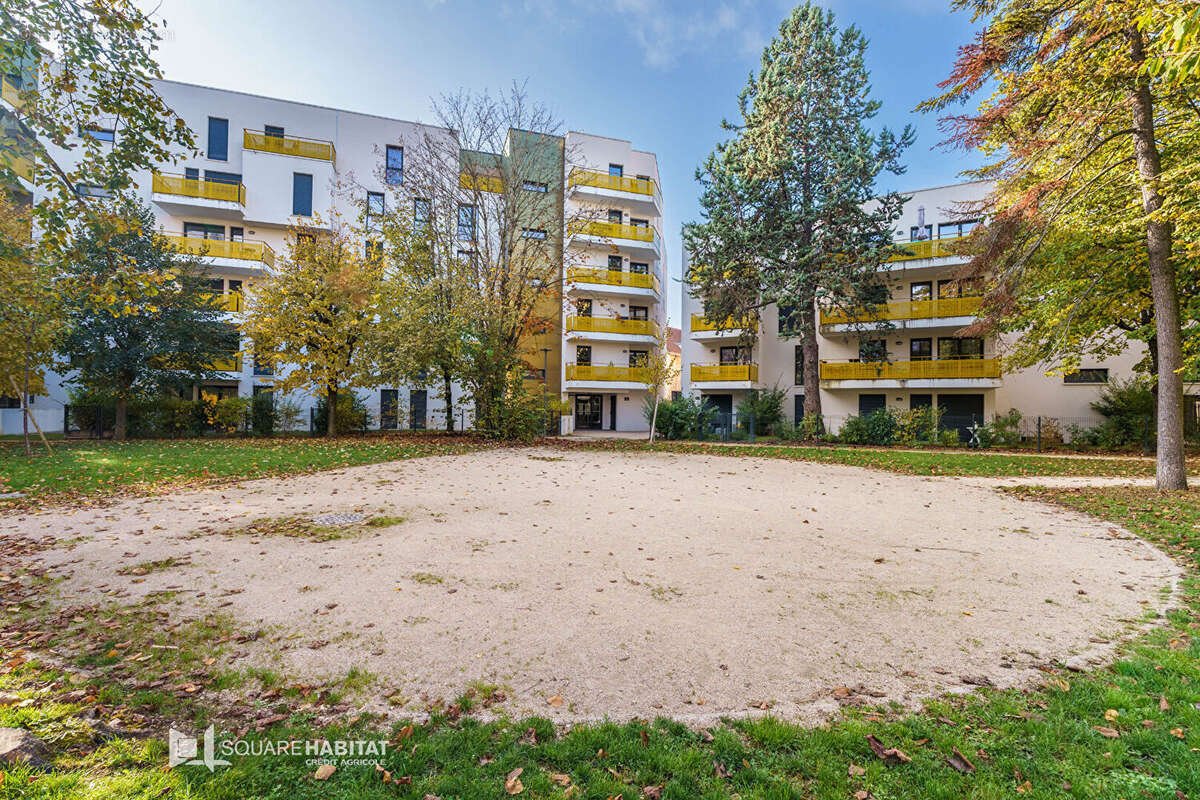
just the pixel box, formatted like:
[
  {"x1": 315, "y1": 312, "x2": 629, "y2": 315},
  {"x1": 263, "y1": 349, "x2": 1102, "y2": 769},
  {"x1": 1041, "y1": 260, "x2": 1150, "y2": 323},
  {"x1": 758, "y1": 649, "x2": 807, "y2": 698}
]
[{"x1": 312, "y1": 512, "x2": 365, "y2": 526}]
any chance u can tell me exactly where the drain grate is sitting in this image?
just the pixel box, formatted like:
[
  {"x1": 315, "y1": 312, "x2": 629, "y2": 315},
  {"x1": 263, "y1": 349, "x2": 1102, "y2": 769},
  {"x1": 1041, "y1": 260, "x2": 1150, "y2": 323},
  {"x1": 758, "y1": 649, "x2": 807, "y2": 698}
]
[{"x1": 312, "y1": 512, "x2": 366, "y2": 526}]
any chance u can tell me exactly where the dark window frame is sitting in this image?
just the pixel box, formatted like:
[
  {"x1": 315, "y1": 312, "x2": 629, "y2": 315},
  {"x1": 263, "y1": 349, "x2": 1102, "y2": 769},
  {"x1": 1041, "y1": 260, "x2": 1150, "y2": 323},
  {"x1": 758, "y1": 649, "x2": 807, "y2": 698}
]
[
  {"x1": 207, "y1": 117, "x2": 229, "y2": 161},
  {"x1": 385, "y1": 145, "x2": 404, "y2": 185},
  {"x1": 1064, "y1": 368, "x2": 1109, "y2": 384},
  {"x1": 292, "y1": 172, "x2": 314, "y2": 217}
]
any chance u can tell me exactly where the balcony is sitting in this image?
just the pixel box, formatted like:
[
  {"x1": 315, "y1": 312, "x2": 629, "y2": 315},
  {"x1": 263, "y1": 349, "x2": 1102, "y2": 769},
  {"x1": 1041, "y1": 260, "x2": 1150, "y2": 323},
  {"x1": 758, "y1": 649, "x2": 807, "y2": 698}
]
[
  {"x1": 201, "y1": 292, "x2": 243, "y2": 313},
  {"x1": 1, "y1": 149, "x2": 34, "y2": 183},
  {"x1": 820, "y1": 358, "x2": 1001, "y2": 387},
  {"x1": 689, "y1": 313, "x2": 750, "y2": 340},
  {"x1": 566, "y1": 364, "x2": 650, "y2": 383},
  {"x1": 243, "y1": 129, "x2": 335, "y2": 162},
  {"x1": 1, "y1": 76, "x2": 25, "y2": 110},
  {"x1": 566, "y1": 267, "x2": 659, "y2": 298},
  {"x1": 565, "y1": 315, "x2": 658, "y2": 342},
  {"x1": 460, "y1": 172, "x2": 504, "y2": 193},
  {"x1": 568, "y1": 219, "x2": 661, "y2": 259},
  {"x1": 163, "y1": 235, "x2": 275, "y2": 270},
  {"x1": 887, "y1": 236, "x2": 966, "y2": 263},
  {"x1": 567, "y1": 168, "x2": 661, "y2": 214},
  {"x1": 152, "y1": 172, "x2": 245, "y2": 219},
  {"x1": 211, "y1": 356, "x2": 243, "y2": 373},
  {"x1": 820, "y1": 296, "x2": 982, "y2": 328},
  {"x1": 690, "y1": 363, "x2": 759, "y2": 386}
]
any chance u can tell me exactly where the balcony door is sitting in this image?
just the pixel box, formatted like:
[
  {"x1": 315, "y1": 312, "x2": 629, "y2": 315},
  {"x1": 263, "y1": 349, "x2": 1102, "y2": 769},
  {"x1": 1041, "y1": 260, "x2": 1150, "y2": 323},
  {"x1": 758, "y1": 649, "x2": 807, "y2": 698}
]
[
  {"x1": 409, "y1": 390, "x2": 427, "y2": 430},
  {"x1": 719, "y1": 346, "x2": 747, "y2": 365},
  {"x1": 938, "y1": 337, "x2": 984, "y2": 360},
  {"x1": 910, "y1": 281, "x2": 932, "y2": 302},
  {"x1": 629, "y1": 305, "x2": 648, "y2": 321},
  {"x1": 575, "y1": 345, "x2": 591, "y2": 366},
  {"x1": 380, "y1": 389, "x2": 398, "y2": 430},
  {"x1": 910, "y1": 338, "x2": 932, "y2": 361},
  {"x1": 574, "y1": 395, "x2": 603, "y2": 430},
  {"x1": 575, "y1": 299, "x2": 593, "y2": 317}
]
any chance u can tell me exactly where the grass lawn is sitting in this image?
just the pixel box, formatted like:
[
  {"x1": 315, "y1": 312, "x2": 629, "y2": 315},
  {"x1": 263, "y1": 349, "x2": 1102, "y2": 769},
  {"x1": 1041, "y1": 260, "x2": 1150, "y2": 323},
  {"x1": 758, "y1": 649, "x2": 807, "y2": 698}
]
[
  {"x1": 0, "y1": 485, "x2": 1196, "y2": 798},
  {"x1": 561, "y1": 437, "x2": 1199, "y2": 478},
  {"x1": 0, "y1": 434, "x2": 488, "y2": 505}
]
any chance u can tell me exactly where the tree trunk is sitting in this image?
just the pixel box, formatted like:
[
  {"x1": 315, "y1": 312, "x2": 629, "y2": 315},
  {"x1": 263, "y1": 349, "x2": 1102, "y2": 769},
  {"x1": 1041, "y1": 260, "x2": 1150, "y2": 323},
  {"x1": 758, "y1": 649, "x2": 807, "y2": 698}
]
[
  {"x1": 800, "y1": 305, "x2": 822, "y2": 420},
  {"x1": 21, "y1": 335, "x2": 31, "y2": 458},
  {"x1": 326, "y1": 386, "x2": 337, "y2": 437},
  {"x1": 1129, "y1": 26, "x2": 1187, "y2": 490},
  {"x1": 649, "y1": 396, "x2": 660, "y2": 443},
  {"x1": 114, "y1": 397, "x2": 127, "y2": 442},
  {"x1": 442, "y1": 367, "x2": 454, "y2": 432}
]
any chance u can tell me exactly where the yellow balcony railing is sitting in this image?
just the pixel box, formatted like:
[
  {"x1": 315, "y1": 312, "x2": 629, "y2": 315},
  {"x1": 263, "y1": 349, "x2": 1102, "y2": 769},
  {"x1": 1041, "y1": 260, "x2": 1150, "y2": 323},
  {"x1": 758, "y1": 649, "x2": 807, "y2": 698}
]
[
  {"x1": 211, "y1": 356, "x2": 243, "y2": 373},
  {"x1": 2, "y1": 76, "x2": 24, "y2": 109},
  {"x1": 819, "y1": 358, "x2": 1001, "y2": 381},
  {"x1": 888, "y1": 236, "x2": 967, "y2": 262},
  {"x1": 153, "y1": 173, "x2": 245, "y2": 205},
  {"x1": 690, "y1": 363, "x2": 759, "y2": 382},
  {"x1": 162, "y1": 235, "x2": 275, "y2": 267},
  {"x1": 820, "y1": 295, "x2": 982, "y2": 325},
  {"x1": 568, "y1": 168, "x2": 659, "y2": 199},
  {"x1": 2, "y1": 150, "x2": 34, "y2": 182},
  {"x1": 690, "y1": 313, "x2": 750, "y2": 333},
  {"x1": 460, "y1": 172, "x2": 504, "y2": 193},
  {"x1": 566, "y1": 316, "x2": 657, "y2": 336},
  {"x1": 566, "y1": 364, "x2": 650, "y2": 382},
  {"x1": 569, "y1": 219, "x2": 657, "y2": 244},
  {"x1": 243, "y1": 129, "x2": 335, "y2": 162},
  {"x1": 567, "y1": 267, "x2": 659, "y2": 293}
]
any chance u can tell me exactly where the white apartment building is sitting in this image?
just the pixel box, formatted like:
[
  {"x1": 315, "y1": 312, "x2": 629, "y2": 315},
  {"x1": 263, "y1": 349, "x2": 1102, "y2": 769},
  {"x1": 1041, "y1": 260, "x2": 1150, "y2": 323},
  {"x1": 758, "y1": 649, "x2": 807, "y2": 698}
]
[
  {"x1": 681, "y1": 180, "x2": 1198, "y2": 435},
  {"x1": 2, "y1": 77, "x2": 665, "y2": 434},
  {"x1": 562, "y1": 132, "x2": 666, "y2": 432}
]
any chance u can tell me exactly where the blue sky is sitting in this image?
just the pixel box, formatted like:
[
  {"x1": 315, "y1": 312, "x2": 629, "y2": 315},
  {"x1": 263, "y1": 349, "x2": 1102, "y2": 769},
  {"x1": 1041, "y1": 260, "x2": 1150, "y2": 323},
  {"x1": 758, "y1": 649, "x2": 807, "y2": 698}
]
[{"x1": 146, "y1": 0, "x2": 986, "y2": 322}]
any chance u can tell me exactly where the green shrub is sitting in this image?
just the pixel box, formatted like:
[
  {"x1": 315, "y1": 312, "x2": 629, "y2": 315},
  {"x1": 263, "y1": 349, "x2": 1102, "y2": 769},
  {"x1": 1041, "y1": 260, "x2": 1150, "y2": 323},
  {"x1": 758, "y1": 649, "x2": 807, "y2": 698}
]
[
  {"x1": 204, "y1": 396, "x2": 251, "y2": 434},
  {"x1": 159, "y1": 395, "x2": 206, "y2": 437},
  {"x1": 976, "y1": 408, "x2": 1022, "y2": 448},
  {"x1": 476, "y1": 373, "x2": 564, "y2": 442},
  {"x1": 938, "y1": 428, "x2": 961, "y2": 447},
  {"x1": 893, "y1": 406, "x2": 940, "y2": 445},
  {"x1": 839, "y1": 409, "x2": 896, "y2": 446},
  {"x1": 645, "y1": 394, "x2": 716, "y2": 440},
  {"x1": 1089, "y1": 378, "x2": 1155, "y2": 447},
  {"x1": 250, "y1": 392, "x2": 277, "y2": 436},
  {"x1": 313, "y1": 393, "x2": 373, "y2": 435},
  {"x1": 735, "y1": 386, "x2": 786, "y2": 435}
]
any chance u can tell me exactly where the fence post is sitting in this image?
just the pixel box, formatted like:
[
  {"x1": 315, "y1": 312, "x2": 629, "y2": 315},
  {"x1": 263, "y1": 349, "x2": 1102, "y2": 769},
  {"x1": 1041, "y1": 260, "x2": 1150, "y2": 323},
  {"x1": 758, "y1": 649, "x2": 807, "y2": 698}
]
[
  {"x1": 1036, "y1": 416, "x2": 1042, "y2": 453},
  {"x1": 63, "y1": 405, "x2": 69, "y2": 437},
  {"x1": 749, "y1": 410, "x2": 756, "y2": 443},
  {"x1": 1143, "y1": 415, "x2": 1151, "y2": 457}
]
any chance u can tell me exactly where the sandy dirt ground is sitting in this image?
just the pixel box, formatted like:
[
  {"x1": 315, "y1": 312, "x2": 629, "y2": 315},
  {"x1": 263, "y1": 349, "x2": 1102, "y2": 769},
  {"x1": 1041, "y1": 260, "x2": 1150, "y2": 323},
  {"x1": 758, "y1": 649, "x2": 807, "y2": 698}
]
[{"x1": 1, "y1": 447, "x2": 1180, "y2": 724}]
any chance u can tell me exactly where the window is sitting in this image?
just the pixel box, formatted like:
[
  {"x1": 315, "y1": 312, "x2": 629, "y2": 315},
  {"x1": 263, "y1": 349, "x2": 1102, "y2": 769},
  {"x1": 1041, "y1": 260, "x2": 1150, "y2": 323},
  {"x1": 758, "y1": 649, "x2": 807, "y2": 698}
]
[
  {"x1": 456, "y1": 249, "x2": 473, "y2": 261},
  {"x1": 456, "y1": 204, "x2": 475, "y2": 240},
  {"x1": 292, "y1": 173, "x2": 313, "y2": 216},
  {"x1": 365, "y1": 241, "x2": 382, "y2": 261},
  {"x1": 253, "y1": 344, "x2": 274, "y2": 377},
  {"x1": 184, "y1": 222, "x2": 224, "y2": 240},
  {"x1": 910, "y1": 338, "x2": 932, "y2": 361},
  {"x1": 909, "y1": 225, "x2": 932, "y2": 241},
  {"x1": 228, "y1": 279, "x2": 242, "y2": 294},
  {"x1": 910, "y1": 281, "x2": 932, "y2": 302},
  {"x1": 608, "y1": 255, "x2": 623, "y2": 270},
  {"x1": 719, "y1": 346, "x2": 748, "y2": 365},
  {"x1": 629, "y1": 305, "x2": 648, "y2": 321},
  {"x1": 575, "y1": 298, "x2": 593, "y2": 317},
  {"x1": 81, "y1": 125, "x2": 115, "y2": 143},
  {"x1": 75, "y1": 184, "x2": 112, "y2": 199},
  {"x1": 607, "y1": 209, "x2": 623, "y2": 223},
  {"x1": 938, "y1": 219, "x2": 980, "y2": 239},
  {"x1": 1064, "y1": 368, "x2": 1109, "y2": 384},
  {"x1": 367, "y1": 191, "x2": 384, "y2": 228},
  {"x1": 859, "y1": 339, "x2": 888, "y2": 362},
  {"x1": 522, "y1": 180, "x2": 548, "y2": 193},
  {"x1": 413, "y1": 198, "x2": 431, "y2": 226},
  {"x1": 296, "y1": 232, "x2": 315, "y2": 248},
  {"x1": 264, "y1": 125, "x2": 284, "y2": 138},
  {"x1": 385, "y1": 145, "x2": 404, "y2": 185},
  {"x1": 630, "y1": 217, "x2": 649, "y2": 228},
  {"x1": 629, "y1": 261, "x2": 648, "y2": 274},
  {"x1": 778, "y1": 302, "x2": 800, "y2": 335},
  {"x1": 184, "y1": 167, "x2": 199, "y2": 181},
  {"x1": 207, "y1": 117, "x2": 229, "y2": 161},
  {"x1": 629, "y1": 350, "x2": 649, "y2": 367},
  {"x1": 608, "y1": 163, "x2": 624, "y2": 176},
  {"x1": 937, "y1": 279, "x2": 982, "y2": 299},
  {"x1": 636, "y1": 174, "x2": 651, "y2": 182},
  {"x1": 794, "y1": 345, "x2": 804, "y2": 386},
  {"x1": 576, "y1": 345, "x2": 592, "y2": 366},
  {"x1": 229, "y1": 227, "x2": 244, "y2": 242},
  {"x1": 204, "y1": 170, "x2": 241, "y2": 185},
  {"x1": 521, "y1": 228, "x2": 547, "y2": 240},
  {"x1": 937, "y1": 337, "x2": 984, "y2": 360}
]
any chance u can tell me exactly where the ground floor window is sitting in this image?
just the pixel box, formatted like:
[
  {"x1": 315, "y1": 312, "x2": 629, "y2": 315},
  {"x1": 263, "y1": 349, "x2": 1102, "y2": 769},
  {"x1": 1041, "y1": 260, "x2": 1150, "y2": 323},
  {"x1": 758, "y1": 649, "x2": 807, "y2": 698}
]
[{"x1": 858, "y1": 394, "x2": 886, "y2": 415}]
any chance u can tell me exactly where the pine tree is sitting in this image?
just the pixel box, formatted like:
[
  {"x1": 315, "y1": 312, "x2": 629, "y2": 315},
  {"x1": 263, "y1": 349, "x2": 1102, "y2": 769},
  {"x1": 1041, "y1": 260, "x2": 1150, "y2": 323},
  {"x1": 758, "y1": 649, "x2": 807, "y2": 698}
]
[{"x1": 684, "y1": 2, "x2": 913, "y2": 418}]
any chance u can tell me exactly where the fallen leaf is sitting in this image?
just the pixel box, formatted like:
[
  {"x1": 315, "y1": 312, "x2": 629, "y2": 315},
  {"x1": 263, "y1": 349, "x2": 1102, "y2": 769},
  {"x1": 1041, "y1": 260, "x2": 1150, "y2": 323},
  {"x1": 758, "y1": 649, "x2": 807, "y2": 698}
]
[
  {"x1": 313, "y1": 764, "x2": 335, "y2": 780},
  {"x1": 549, "y1": 773, "x2": 571, "y2": 787},
  {"x1": 1170, "y1": 728, "x2": 1185, "y2": 739},
  {"x1": 1160, "y1": 695, "x2": 1170, "y2": 712},
  {"x1": 714, "y1": 760, "x2": 730, "y2": 778},
  {"x1": 375, "y1": 764, "x2": 392, "y2": 783},
  {"x1": 848, "y1": 763, "x2": 866, "y2": 777},
  {"x1": 505, "y1": 767, "x2": 524, "y2": 795},
  {"x1": 946, "y1": 746, "x2": 976, "y2": 773},
  {"x1": 1093, "y1": 726, "x2": 1120, "y2": 739},
  {"x1": 1016, "y1": 780, "x2": 1032, "y2": 793},
  {"x1": 641, "y1": 786, "x2": 662, "y2": 799},
  {"x1": 1104, "y1": 709, "x2": 1119, "y2": 722},
  {"x1": 547, "y1": 694, "x2": 564, "y2": 708},
  {"x1": 865, "y1": 734, "x2": 911, "y2": 764}
]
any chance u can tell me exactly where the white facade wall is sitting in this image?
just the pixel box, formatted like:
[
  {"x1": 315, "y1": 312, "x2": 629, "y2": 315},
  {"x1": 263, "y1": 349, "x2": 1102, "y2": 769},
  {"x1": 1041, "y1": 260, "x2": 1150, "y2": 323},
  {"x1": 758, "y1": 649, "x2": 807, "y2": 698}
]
[
  {"x1": 561, "y1": 132, "x2": 666, "y2": 432},
  {"x1": 681, "y1": 180, "x2": 1181, "y2": 433}
]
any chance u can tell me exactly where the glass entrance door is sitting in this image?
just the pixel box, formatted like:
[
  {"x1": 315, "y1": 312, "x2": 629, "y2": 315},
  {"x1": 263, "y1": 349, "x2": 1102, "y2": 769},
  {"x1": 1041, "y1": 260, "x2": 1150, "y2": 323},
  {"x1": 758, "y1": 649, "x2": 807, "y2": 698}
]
[{"x1": 574, "y1": 394, "x2": 603, "y2": 430}]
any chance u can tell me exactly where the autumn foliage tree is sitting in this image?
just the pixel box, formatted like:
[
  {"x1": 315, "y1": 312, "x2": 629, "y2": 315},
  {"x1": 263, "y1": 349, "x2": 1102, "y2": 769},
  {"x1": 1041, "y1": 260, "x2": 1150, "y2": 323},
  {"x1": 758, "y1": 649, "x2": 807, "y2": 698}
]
[
  {"x1": 241, "y1": 219, "x2": 385, "y2": 436},
  {"x1": 923, "y1": 0, "x2": 1197, "y2": 490}
]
